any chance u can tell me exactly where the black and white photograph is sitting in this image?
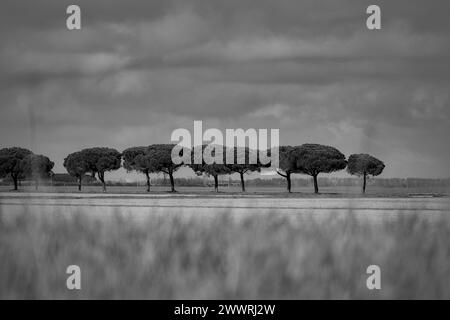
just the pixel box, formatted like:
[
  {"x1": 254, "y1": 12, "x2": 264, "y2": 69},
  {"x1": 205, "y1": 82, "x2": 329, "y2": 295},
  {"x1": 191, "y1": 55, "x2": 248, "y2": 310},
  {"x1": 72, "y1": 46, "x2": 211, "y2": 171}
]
[{"x1": 1, "y1": 0, "x2": 450, "y2": 305}]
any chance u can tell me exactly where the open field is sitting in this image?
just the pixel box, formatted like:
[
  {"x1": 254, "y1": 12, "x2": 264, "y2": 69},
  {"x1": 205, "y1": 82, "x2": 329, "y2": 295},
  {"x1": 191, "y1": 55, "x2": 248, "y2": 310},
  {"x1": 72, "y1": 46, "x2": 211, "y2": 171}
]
[
  {"x1": 1, "y1": 192, "x2": 450, "y2": 219},
  {"x1": 1, "y1": 184, "x2": 449, "y2": 197},
  {"x1": 1, "y1": 192, "x2": 450, "y2": 299}
]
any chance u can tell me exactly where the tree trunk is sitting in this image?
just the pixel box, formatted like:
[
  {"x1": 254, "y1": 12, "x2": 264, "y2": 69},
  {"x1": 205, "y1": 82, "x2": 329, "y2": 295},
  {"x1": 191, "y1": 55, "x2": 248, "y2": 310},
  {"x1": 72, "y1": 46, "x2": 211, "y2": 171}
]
[
  {"x1": 313, "y1": 174, "x2": 319, "y2": 194},
  {"x1": 240, "y1": 172, "x2": 246, "y2": 192},
  {"x1": 169, "y1": 172, "x2": 175, "y2": 192},
  {"x1": 214, "y1": 174, "x2": 219, "y2": 193},
  {"x1": 362, "y1": 173, "x2": 367, "y2": 194},
  {"x1": 78, "y1": 176, "x2": 82, "y2": 191},
  {"x1": 99, "y1": 172, "x2": 106, "y2": 193},
  {"x1": 35, "y1": 179, "x2": 39, "y2": 191},
  {"x1": 145, "y1": 171, "x2": 151, "y2": 192},
  {"x1": 277, "y1": 170, "x2": 291, "y2": 193},
  {"x1": 287, "y1": 172, "x2": 291, "y2": 193},
  {"x1": 12, "y1": 174, "x2": 18, "y2": 191}
]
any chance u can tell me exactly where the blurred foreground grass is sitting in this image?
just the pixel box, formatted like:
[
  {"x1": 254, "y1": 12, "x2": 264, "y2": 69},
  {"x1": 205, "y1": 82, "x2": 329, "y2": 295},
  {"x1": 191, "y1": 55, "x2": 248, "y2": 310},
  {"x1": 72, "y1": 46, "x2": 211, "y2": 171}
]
[{"x1": 1, "y1": 207, "x2": 449, "y2": 299}]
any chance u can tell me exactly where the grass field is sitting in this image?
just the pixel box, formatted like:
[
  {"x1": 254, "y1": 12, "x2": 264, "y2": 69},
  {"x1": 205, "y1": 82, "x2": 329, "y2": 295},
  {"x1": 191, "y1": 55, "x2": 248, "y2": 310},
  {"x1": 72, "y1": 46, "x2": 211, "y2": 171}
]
[
  {"x1": 1, "y1": 184, "x2": 449, "y2": 197},
  {"x1": 1, "y1": 199, "x2": 450, "y2": 299}
]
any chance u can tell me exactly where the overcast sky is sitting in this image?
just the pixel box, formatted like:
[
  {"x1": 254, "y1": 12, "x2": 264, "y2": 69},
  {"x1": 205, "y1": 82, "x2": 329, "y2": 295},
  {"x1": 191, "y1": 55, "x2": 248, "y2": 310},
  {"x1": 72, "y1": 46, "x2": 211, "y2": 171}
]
[{"x1": 1, "y1": 0, "x2": 449, "y2": 179}]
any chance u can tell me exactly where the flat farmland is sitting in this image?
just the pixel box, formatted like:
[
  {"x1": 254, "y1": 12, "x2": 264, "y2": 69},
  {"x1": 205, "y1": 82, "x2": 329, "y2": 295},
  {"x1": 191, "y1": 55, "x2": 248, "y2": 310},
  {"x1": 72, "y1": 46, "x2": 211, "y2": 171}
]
[
  {"x1": 1, "y1": 192, "x2": 449, "y2": 221},
  {"x1": 1, "y1": 184, "x2": 449, "y2": 196},
  {"x1": 1, "y1": 191, "x2": 450, "y2": 299}
]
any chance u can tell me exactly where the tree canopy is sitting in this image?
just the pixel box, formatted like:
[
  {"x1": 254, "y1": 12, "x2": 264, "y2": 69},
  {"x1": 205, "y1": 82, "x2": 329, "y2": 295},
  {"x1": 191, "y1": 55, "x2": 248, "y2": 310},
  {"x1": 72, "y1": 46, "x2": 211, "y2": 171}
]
[
  {"x1": 148, "y1": 144, "x2": 185, "y2": 192},
  {"x1": 290, "y1": 144, "x2": 347, "y2": 193},
  {"x1": 64, "y1": 148, "x2": 121, "y2": 192},
  {"x1": 122, "y1": 147, "x2": 147, "y2": 172},
  {"x1": 347, "y1": 154, "x2": 385, "y2": 177},
  {"x1": 63, "y1": 151, "x2": 89, "y2": 191},
  {"x1": 0, "y1": 147, "x2": 33, "y2": 190},
  {"x1": 83, "y1": 147, "x2": 121, "y2": 192},
  {"x1": 21, "y1": 154, "x2": 54, "y2": 190},
  {"x1": 189, "y1": 145, "x2": 231, "y2": 192},
  {"x1": 347, "y1": 153, "x2": 385, "y2": 193},
  {"x1": 80, "y1": 148, "x2": 121, "y2": 178},
  {"x1": 123, "y1": 146, "x2": 156, "y2": 192}
]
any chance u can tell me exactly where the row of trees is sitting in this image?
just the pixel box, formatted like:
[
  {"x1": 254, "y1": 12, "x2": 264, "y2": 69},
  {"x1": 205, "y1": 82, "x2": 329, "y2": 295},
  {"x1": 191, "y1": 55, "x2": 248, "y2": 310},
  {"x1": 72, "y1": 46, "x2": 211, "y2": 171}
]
[
  {"x1": 63, "y1": 147, "x2": 122, "y2": 192},
  {"x1": 0, "y1": 144, "x2": 385, "y2": 194},
  {"x1": 0, "y1": 147, "x2": 54, "y2": 190},
  {"x1": 276, "y1": 145, "x2": 385, "y2": 194}
]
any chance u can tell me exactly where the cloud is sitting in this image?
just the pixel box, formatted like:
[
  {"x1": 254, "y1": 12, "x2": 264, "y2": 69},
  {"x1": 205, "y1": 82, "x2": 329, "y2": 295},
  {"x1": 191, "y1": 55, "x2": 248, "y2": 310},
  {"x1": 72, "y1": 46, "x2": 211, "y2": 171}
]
[
  {"x1": 250, "y1": 104, "x2": 291, "y2": 119},
  {"x1": 166, "y1": 25, "x2": 450, "y2": 64},
  {"x1": 1, "y1": 0, "x2": 450, "y2": 178}
]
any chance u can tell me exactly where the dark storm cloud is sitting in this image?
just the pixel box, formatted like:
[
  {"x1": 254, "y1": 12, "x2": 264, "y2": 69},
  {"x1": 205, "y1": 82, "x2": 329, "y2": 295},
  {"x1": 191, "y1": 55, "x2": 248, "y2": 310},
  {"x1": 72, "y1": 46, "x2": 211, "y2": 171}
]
[{"x1": 0, "y1": 0, "x2": 449, "y2": 178}]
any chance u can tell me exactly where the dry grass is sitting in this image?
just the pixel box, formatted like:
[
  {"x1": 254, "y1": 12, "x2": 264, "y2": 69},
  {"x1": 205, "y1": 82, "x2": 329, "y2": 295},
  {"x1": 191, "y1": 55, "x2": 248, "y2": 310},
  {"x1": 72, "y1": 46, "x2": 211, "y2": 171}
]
[{"x1": 1, "y1": 207, "x2": 449, "y2": 299}]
